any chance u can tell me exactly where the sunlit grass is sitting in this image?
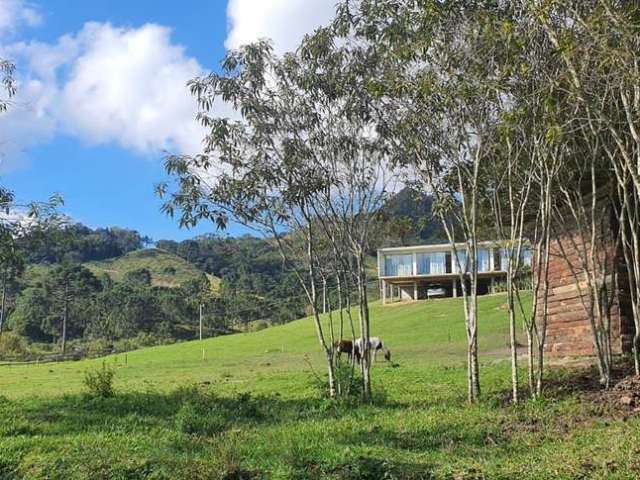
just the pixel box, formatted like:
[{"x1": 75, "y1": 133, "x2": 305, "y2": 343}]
[{"x1": 1, "y1": 293, "x2": 638, "y2": 479}]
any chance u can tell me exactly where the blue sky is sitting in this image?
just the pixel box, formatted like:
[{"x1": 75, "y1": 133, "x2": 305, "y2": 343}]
[{"x1": 0, "y1": 0, "x2": 336, "y2": 241}]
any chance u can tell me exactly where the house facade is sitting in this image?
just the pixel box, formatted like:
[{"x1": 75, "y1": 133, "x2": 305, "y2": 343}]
[{"x1": 377, "y1": 241, "x2": 531, "y2": 304}]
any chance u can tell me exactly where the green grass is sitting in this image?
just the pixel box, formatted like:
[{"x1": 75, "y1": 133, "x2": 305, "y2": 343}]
[
  {"x1": 1, "y1": 293, "x2": 639, "y2": 479},
  {"x1": 85, "y1": 248, "x2": 220, "y2": 290}
]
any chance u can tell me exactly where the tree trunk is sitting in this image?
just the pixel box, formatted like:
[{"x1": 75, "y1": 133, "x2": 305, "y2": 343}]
[
  {"x1": 507, "y1": 276, "x2": 519, "y2": 403},
  {"x1": 322, "y1": 277, "x2": 327, "y2": 315},
  {"x1": 336, "y1": 272, "x2": 344, "y2": 341},
  {"x1": 356, "y1": 253, "x2": 372, "y2": 402},
  {"x1": 0, "y1": 268, "x2": 6, "y2": 339},
  {"x1": 61, "y1": 281, "x2": 69, "y2": 355}
]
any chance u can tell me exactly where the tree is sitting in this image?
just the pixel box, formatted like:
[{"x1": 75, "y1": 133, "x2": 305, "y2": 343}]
[
  {"x1": 521, "y1": 0, "x2": 640, "y2": 387},
  {"x1": 124, "y1": 268, "x2": 152, "y2": 286},
  {"x1": 158, "y1": 41, "x2": 344, "y2": 397},
  {"x1": 46, "y1": 264, "x2": 102, "y2": 353},
  {"x1": 330, "y1": 0, "x2": 518, "y2": 402},
  {"x1": 10, "y1": 286, "x2": 52, "y2": 342}
]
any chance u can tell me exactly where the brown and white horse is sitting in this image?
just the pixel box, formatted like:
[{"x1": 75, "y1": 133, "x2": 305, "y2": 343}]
[
  {"x1": 355, "y1": 337, "x2": 391, "y2": 363},
  {"x1": 333, "y1": 340, "x2": 358, "y2": 363}
]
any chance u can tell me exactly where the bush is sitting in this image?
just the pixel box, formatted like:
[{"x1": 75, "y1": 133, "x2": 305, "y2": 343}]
[
  {"x1": 0, "y1": 332, "x2": 29, "y2": 358},
  {"x1": 173, "y1": 387, "x2": 265, "y2": 437},
  {"x1": 175, "y1": 402, "x2": 227, "y2": 436},
  {"x1": 252, "y1": 321, "x2": 269, "y2": 332},
  {"x1": 83, "y1": 361, "x2": 115, "y2": 398}
]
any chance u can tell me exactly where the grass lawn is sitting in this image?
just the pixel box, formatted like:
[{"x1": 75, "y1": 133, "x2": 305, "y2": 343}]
[{"x1": 1, "y1": 293, "x2": 639, "y2": 479}]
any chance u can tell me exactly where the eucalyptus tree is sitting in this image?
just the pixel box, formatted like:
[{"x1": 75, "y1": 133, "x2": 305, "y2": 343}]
[
  {"x1": 546, "y1": 0, "x2": 640, "y2": 376},
  {"x1": 329, "y1": 0, "x2": 521, "y2": 402},
  {"x1": 158, "y1": 41, "x2": 346, "y2": 397},
  {"x1": 522, "y1": 0, "x2": 640, "y2": 386},
  {"x1": 292, "y1": 28, "x2": 405, "y2": 399}
]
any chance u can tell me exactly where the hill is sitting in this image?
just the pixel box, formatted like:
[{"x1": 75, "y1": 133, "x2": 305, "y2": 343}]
[
  {"x1": 2, "y1": 294, "x2": 639, "y2": 479},
  {"x1": 381, "y1": 187, "x2": 447, "y2": 244},
  {"x1": 85, "y1": 248, "x2": 220, "y2": 291},
  {"x1": 0, "y1": 293, "x2": 520, "y2": 398}
]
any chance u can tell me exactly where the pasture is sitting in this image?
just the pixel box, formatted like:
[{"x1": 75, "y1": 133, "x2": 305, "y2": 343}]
[{"x1": 1, "y1": 293, "x2": 639, "y2": 479}]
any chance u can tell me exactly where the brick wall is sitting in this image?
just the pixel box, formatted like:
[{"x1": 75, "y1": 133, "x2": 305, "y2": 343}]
[{"x1": 541, "y1": 219, "x2": 634, "y2": 357}]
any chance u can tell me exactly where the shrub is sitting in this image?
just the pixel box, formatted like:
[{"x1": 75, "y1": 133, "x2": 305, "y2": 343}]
[
  {"x1": 175, "y1": 402, "x2": 227, "y2": 436},
  {"x1": 0, "y1": 332, "x2": 29, "y2": 358},
  {"x1": 252, "y1": 321, "x2": 269, "y2": 332},
  {"x1": 83, "y1": 361, "x2": 115, "y2": 398}
]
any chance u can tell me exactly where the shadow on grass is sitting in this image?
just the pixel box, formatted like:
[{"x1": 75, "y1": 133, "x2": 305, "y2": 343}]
[
  {"x1": 335, "y1": 423, "x2": 506, "y2": 453},
  {"x1": 0, "y1": 385, "x2": 405, "y2": 439}
]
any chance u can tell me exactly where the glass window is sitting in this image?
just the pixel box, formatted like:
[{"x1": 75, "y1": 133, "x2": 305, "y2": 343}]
[
  {"x1": 493, "y1": 249, "x2": 502, "y2": 271},
  {"x1": 497, "y1": 247, "x2": 531, "y2": 271},
  {"x1": 478, "y1": 249, "x2": 490, "y2": 273},
  {"x1": 416, "y1": 253, "x2": 430, "y2": 274},
  {"x1": 500, "y1": 248, "x2": 510, "y2": 271},
  {"x1": 431, "y1": 252, "x2": 447, "y2": 274},
  {"x1": 455, "y1": 250, "x2": 469, "y2": 273},
  {"x1": 416, "y1": 252, "x2": 447, "y2": 275},
  {"x1": 384, "y1": 254, "x2": 413, "y2": 276}
]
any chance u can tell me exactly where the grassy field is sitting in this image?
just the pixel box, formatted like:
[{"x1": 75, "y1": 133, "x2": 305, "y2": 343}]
[
  {"x1": 1, "y1": 293, "x2": 639, "y2": 479},
  {"x1": 85, "y1": 248, "x2": 220, "y2": 290}
]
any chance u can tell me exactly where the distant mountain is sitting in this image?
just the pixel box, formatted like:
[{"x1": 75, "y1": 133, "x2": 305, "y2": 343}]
[{"x1": 381, "y1": 187, "x2": 447, "y2": 246}]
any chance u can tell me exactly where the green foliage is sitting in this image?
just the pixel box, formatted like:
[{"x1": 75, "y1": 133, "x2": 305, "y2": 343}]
[
  {"x1": 123, "y1": 267, "x2": 152, "y2": 286},
  {"x1": 175, "y1": 401, "x2": 227, "y2": 436},
  {"x1": 0, "y1": 332, "x2": 29, "y2": 358},
  {"x1": 174, "y1": 388, "x2": 263, "y2": 436},
  {"x1": 252, "y1": 320, "x2": 269, "y2": 332},
  {"x1": 22, "y1": 222, "x2": 147, "y2": 264},
  {"x1": 83, "y1": 361, "x2": 115, "y2": 398}
]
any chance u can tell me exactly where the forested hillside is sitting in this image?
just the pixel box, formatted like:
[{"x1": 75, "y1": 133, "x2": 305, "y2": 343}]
[{"x1": 0, "y1": 187, "x2": 443, "y2": 360}]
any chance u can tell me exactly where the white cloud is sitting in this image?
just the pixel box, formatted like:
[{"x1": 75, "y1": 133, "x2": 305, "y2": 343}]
[
  {"x1": 0, "y1": 0, "x2": 42, "y2": 37},
  {"x1": 0, "y1": 22, "x2": 211, "y2": 172},
  {"x1": 58, "y1": 22, "x2": 206, "y2": 155},
  {"x1": 226, "y1": 0, "x2": 337, "y2": 53},
  {"x1": 0, "y1": 1, "x2": 337, "y2": 173}
]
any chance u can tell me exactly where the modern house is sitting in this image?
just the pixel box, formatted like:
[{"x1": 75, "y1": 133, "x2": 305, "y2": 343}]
[{"x1": 377, "y1": 241, "x2": 531, "y2": 304}]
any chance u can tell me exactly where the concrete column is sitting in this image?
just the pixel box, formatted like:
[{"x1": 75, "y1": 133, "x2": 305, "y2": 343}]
[
  {"x1": 412, "y1": 252, "x2": 418, "y2": 276},
  {"x1": 453, "y1": 279, "x2": 458, "y2": 298},
  {"x1": 413, "y1": 281, "x2": 418, "y2": 301},
  {"x1": 490, "y1": 277, "x2": 495, "y2": 294}
]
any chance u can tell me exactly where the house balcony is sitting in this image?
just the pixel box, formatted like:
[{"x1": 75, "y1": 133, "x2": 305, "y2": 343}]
[{"x1": 377, "y1": 241, "x2": 531, "y2": 304}]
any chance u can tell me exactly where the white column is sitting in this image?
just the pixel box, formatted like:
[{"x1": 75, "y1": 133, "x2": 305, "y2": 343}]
[
  {"x1": 412, "y1": 252, "x2": 417, "y2": 276},
  {"x1": 414, "y1": 281, "x2": 418, "y2": 301},
  {"x1": 453, "y1": 278, "x2": 458, "y2": 298},
  {"x1": 490, "y1": 277, "x2": 495, "y2": 294},
  {"x1": 489, "y1": 247, "x2": 495, "y2": 271}
]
